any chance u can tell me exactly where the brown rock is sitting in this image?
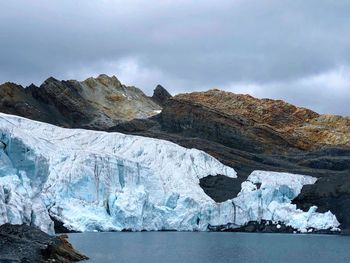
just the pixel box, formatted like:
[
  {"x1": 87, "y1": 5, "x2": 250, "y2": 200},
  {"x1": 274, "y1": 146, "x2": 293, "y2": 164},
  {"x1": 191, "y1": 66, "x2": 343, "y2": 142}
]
[{"x1": 173, "y1": 89, "x2": 350, "y2": 150}]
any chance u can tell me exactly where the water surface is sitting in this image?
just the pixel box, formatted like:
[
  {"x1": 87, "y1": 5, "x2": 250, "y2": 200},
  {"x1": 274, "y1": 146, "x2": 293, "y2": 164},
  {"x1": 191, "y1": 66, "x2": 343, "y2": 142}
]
[{"x1": 68, "y1": 232, "x2": 350, "y2": 263}]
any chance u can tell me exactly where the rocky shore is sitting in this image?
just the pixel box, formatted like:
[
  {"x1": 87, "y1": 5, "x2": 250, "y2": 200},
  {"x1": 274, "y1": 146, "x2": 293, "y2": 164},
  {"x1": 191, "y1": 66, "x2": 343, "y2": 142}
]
[{"x1": 0, "y1": 224, "x2": 88, "y2": 263}]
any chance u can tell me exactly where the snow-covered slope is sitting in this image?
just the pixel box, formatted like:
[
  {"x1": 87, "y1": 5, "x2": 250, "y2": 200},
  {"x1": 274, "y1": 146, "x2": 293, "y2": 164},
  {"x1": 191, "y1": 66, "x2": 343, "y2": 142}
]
[{"x1": 0, "y1": 113, "x2": 339, "y2": 234}]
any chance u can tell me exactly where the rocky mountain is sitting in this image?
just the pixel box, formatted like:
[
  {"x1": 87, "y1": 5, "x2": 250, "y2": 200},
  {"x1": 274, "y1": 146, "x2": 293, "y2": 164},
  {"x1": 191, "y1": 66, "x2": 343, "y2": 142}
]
[
  {"x1": 0, "y1": 76, "x2": 349, "y2": 232},
  {"x1": 0, "y1": 74, "x2": 161, "y2": 129},
  {"x1": 109, "y1": 89, "x2": 350, "y2": 231}
]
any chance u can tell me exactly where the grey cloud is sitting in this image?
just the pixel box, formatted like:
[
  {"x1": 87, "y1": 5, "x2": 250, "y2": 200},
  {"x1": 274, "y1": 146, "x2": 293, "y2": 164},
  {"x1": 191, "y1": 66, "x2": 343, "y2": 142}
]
[{"x1": 0, "y1": 0, "x2": 349, "y2": 115}]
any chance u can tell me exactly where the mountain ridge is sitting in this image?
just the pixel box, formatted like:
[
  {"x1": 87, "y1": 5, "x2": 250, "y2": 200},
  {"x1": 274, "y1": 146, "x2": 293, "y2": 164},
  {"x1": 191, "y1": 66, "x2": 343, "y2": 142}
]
[
  {"x1": 173, "y1": 89, "x2": 350, "y2": 150},
  {"x1": 0, "y1": 74, "x2": 161, "y2": 129},
  {"x1": 0, "y1": 75, "x2": 350, "y2": 231}
]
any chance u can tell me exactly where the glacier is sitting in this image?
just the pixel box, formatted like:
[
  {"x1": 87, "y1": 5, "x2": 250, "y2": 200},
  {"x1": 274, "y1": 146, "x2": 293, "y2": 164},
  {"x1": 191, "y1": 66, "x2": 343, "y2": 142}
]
[{"x1": 0, "y1": 113, "x2": 340, "y2": 234}]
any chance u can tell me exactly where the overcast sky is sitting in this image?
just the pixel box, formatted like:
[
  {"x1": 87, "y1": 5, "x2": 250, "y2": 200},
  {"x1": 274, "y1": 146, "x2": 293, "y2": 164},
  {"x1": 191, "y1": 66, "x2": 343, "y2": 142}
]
[{"x1": 0, "y1": 0, "x2": 349, "y2": 115}]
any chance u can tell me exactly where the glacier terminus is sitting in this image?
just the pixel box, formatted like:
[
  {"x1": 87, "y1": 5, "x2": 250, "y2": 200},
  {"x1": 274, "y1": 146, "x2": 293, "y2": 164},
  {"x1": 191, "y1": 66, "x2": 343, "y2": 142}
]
[{"x1": 0, "y1": 113, "x2": 340, "y2": 234}]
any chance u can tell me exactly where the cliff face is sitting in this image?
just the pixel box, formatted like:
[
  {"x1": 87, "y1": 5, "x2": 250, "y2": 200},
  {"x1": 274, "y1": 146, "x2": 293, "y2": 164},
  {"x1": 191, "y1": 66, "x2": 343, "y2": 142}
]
[
  {"x1": 0, "y1": 74, "x2": 161, "y2": 129},
  {"x1": 171, "y1": 90, "x2": 350, "y2": 151}
]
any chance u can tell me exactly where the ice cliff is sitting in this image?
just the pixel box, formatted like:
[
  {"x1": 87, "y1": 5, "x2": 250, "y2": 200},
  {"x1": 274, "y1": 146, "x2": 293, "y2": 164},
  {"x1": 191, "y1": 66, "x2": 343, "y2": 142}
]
[{"x1": 0, "y1": 113, "x2": 339, "y2": 234}]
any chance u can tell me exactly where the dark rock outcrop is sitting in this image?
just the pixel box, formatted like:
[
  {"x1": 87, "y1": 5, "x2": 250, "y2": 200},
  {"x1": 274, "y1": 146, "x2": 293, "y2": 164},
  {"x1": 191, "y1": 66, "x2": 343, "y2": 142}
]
[
  {"x1": 0, "y1": 223, "x2": 88, "y2": 262},
  {"x1": 50, "y1": 216, "x2": 78, "y2": 234},
  {"x1": 209, "y1": 220, "x2": 295, "y2": 233},
  {"x1": 293, "y1": 173, "x2": 350, "y2": 231},
  {"x1": 209, "y1": 220, "x2": 339, "y2": 234},
  {"x1": 151, "y1": 84, "x2": 172, "y2": 106}
]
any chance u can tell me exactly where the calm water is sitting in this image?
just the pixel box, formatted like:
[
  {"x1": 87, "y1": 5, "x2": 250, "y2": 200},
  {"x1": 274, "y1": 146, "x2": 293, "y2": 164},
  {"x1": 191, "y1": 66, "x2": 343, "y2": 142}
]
[{"x1": 68, "y1": 232, "x2": 350, "y2": 263}]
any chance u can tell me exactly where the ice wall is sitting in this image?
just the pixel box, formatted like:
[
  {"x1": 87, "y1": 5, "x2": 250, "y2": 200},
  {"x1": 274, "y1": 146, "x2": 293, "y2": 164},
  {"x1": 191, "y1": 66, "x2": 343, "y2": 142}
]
[
  {"x1": 0, "y1": 130, "x2": 54, "y2": 233},
  {"x1": 0, "y1": 113, "x2": 340, "y2": 233},
  {"x1": 231, "y1": 171, "x2": 339, "y2": 232}
]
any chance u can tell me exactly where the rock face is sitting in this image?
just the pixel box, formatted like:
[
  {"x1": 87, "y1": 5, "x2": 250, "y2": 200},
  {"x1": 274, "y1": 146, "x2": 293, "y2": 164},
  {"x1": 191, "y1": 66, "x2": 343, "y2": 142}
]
[
  {"x1": 151, "y1": 84, "x2": 172, "y2": 106},
  {"x1": 109, "y1": 89, "x2": 350, "y2": 230},
  {"x1": 165, "y1": 90, "x2": 350, "y2": 151},
  {"x1": 0, "y1": 223, "x2": 88, "y2": 262},
  {"x1": 0, "y1": 74, "x2": 161, "y2": 129}
]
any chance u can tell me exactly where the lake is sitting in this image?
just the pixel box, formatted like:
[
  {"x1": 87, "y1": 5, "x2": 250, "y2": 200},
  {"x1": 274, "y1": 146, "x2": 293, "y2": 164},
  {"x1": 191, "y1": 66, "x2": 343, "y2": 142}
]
[{"x1": 68, "y1": 232, "x2": 350, "y2": 263}]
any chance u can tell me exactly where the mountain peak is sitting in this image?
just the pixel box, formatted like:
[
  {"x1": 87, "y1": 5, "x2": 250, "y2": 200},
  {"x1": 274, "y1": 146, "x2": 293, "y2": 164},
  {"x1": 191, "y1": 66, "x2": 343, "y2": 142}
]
[
  {"x1": 152, "y1": 84, "x2": 172, "y2": 106},
  {"x1": 0, "y1": 74, "x2": 162, "y2": 129},
  {"x1": 95, "y1": 74, "x2": 121, "y2": 87},
  {"x1": 43, "y1": 76, "x2": 59, "y2": 84}
]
